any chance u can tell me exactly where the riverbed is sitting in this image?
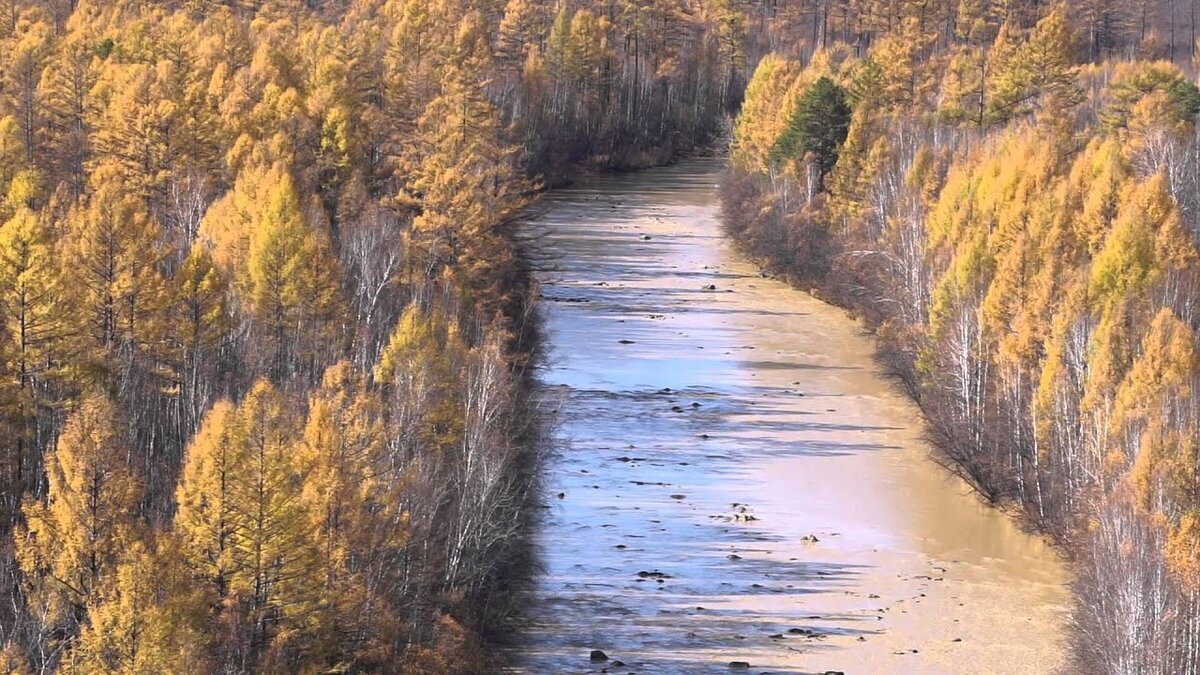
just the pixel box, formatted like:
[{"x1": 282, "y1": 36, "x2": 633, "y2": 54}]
[{"x1": 509, "y1": 160, "x2": 1069, "y2": 674}]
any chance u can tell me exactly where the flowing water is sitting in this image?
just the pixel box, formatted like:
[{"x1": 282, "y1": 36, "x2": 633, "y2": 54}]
[{"x1": 510, "y1": 160, "x2": 1069, "y2": 674}]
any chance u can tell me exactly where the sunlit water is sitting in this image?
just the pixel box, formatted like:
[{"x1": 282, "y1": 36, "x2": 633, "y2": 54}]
[{"x1": 508, "y1": 160, "x2": 1068, "y2": 674}]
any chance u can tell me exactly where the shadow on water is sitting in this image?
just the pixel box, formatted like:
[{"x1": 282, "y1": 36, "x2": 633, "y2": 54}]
[
  {"x1": 505, "y1": 161, "x2": 895, "y2": 673},
  {"x1": 506, "y1": 160, "x2": 1069, "y2": 674}
]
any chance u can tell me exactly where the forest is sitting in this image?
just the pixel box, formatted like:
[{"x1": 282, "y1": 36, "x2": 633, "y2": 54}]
[
  {"x1": 0, "y1": 0, "x2": 763, "y2": 672},
  {"x1": 722, "y1": 0, "x2": 1200, "y2": 672},
  {"x1": 3, "y1": 0, "x2": 1197, "y2": 671}
]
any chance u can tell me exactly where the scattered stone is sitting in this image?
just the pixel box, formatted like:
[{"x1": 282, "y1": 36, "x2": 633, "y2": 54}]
[
  {"x1": 698, "y1": 434, "x2": 711, "y2": 439},
  {"x1": 610, "y1": 660, "x2": 626, "y2": 668},
  {"x1": 768, "y1": 633, "x2": 784, "y2": 640},
  {"x1": 590, "y1": 650, "x2": 608, "y2": 662},
  {"x1": 639, "y1": 234, "x2": 652, "y2": 240},
  {"x1": 868, "y1": 594, "x2": 881, "y2": 599},
  {"x1": 824, "y1": 671, "x2": 846, "y2": 675},
  {"x1": 952, "y1": 638, "x2": 963, "y2": 643},
  {"x1": 557, "y1": 492, "x2": 565, "y2": 499},
  {"x1": 728, "y1": 554, "x2": 742, "y2": 560},
  {"x1": 618, "y1": 339, "x2": 636, "y2": 344},
  {"x1": 671, "y1": 406, "x2": 684, "y2": 412},
  {"x1": 636, "y1": 570, "x2": 672, "y2": 580},
  {"x1": 728, "y1": 662, "x2": 751, "y2": 670},
  {"x1": 801, "y1": 535, "x2": 820, "y2": 543},
  {"x1": 615, "y1": 544, "x2": 627, "y2": 549},
  {"x1": 691, "y1": 402, "x2": 701, "y2": 408},
  {"x1": 703, "y1": 284, "x2": 717, "y2": 290},
  {"x1": 670, "y1": 494, "x2": 686, "y2": 500}
]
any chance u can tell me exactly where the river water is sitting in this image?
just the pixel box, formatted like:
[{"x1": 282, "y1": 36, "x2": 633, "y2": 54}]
[{"x1": 510, "y1": 160, "x2": 1069, "y2": 674}]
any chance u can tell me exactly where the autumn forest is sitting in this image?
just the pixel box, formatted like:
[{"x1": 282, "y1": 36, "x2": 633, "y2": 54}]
[{"x1": 0, "y1": 0, "x2": 1197, "y2": 672}]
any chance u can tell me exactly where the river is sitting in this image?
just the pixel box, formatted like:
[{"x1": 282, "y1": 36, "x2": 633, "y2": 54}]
[{"x1": 509, "y1": 159, "x2": 1069, "y2": 674}]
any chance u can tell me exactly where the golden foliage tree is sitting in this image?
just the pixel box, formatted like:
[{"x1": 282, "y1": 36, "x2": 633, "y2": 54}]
[
  {"x1": 16, "y1": 394, "x2": 143, "y2": 627},
  {"x1": 399, "y1": 20, "x2": 525, "y2": 316},
  {"x1": 376, "y1": 303, "x2": 469, "y2": 455},
  {"x1": 62, "y1": 163, "x2": 169, "y2": 381},
  {"x1": 240, "y1": 168, "x2": 346, "y2": 380},
  {"x1": 0, "y1": 207, "x2": 60, "y2": 486},
  {"x1": 175, "y1": 381, "x2": 321, "y2": 665}
]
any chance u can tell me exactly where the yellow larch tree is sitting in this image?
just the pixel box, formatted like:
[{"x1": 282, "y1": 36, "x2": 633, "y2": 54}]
[
  {"x1": 242, "y1": 168, "x2": 347, "y2": 380},
  {"x1": 375, "y1": 303, "x2": 469, "y2": 456},
  {"x1": 496, "y1": 0, "x2": 548, "y2": 69},
  {"x1": 196, "y1": 163, "x2": 280, "y2": 275},
  {"x1": 38, "y1": 33, "x2": 101, "y2": 199},
  {"x1": 176, "y1": 382, "x2": 324, "y2": 666},
  {"x1": 0, "y1": 207, "x2": 60, "y2": 489},
  {"x1": 224, "y1": 380, "x2": 321, "y2": 664},
  {"x1": 1089, "y1": 172, "x2": 1193, "y2": 307},
  {"x1": 62, "y1": 163, "x2": 170, "y2": 383},
  {"x1": 731, "y1": 54, "x2": 804, "y2": 171},
  {"x1": 399, "y1": 12, "x2": 526, "y2": 317},
  {"x1": 174, "y1": 399, "x2": 241, "y2": 597},
  {"x1": 869, "y1": 16, "x2": 938, "y2": 111},
  {"x1": 938, "y1": 0, "x2": 997, "y2": 126},
  {"x1": 985, "y1": 8, "x2": 1082, "y2": 133},
  {"x1": 295, "y1": 360, "x2": 401, "y2": 665},
  {"x1": 169, "y1": 245, "x2": 232, "y2": 436},
  {"x1": 16, "y1": 393, "x2": 144, "y2": 628},
  {"x1": 1119, "y1": 309, "x2": 1196, "y2": 492},
  {"x1": 61, "y1": 539, "x2": 208, "y2": 675},
  {"x1": 3, "y1": 17, "x2": 52, "y2": 167}
]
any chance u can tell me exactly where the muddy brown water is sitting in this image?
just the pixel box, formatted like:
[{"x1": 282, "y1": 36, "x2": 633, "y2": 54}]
[{"x1": 509, "y1": 160, "x2": 1069, "y2": 674}]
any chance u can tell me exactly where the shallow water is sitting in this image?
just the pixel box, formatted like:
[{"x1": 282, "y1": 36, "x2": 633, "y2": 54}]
[{"x1": 509, "y1": 160, "x2": 1069, "y2": 674}]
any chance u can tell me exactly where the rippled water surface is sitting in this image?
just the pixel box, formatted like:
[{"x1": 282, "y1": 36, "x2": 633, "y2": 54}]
[{"x1": 509, "y1": 160, "x2": 1068, "y2": 674}]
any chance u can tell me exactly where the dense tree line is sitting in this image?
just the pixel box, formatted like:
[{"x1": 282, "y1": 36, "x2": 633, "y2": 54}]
[
  {"x1": 0, "y1": 0, "x2": 764, "y2": 671},
  {"x1": 723, "y1": 2, "x2": 1200, "y2": 672},
  {"x1": 494, "y1": 0, "x2": 752, "y2": 182}
]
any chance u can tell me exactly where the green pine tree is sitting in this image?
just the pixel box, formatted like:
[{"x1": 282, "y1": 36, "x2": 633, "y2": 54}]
[{"x1": 769, "y1": 76, "x2": 852, "y2": 180}]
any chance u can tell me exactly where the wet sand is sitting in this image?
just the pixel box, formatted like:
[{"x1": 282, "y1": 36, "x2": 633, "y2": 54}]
[{"x1": 509, "y1": 160, "x2": 1069, "y2": 674}]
